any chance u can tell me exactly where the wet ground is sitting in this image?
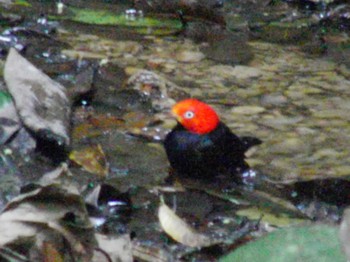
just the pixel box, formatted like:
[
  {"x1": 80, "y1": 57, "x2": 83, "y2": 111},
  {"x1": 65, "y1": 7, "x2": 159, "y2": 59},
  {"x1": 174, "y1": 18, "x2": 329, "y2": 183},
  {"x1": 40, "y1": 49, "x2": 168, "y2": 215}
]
[{"x1": 1, "y1": 0, "x2": 350, "y2": 261}]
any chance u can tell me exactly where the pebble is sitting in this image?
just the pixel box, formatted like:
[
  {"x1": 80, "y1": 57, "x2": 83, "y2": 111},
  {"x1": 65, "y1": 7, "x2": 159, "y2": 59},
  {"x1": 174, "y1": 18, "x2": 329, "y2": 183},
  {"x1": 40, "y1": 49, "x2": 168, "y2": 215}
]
[
  {"x1": 311, "y1": 148, "x2": 342, "y2": 161},
  {"x1": 312, "y1": 109, "x2": 348, "y2": 119},
  {"x1": 209, "y1": 65, "x2": 263, "y2": 79},
  {"x1": 231, "y1": 105, "x2": 266, "y2": 115},
  {"x1": 295, "y1": 127, "x2": 317, "y2": 135},
  {"x1": 175, "y1": 50, "x2": 205, "y2": 63},
  {"x1": 232, "y1": 65, "x2": 263, "y2": 79},
  {"x1": 260, "y1": 115, "x2": 303, "y2": 130},
  {"x1": 270, "y1": 138, "x2": 308, "y2": 154},
  {"x1": 260, "y1": 94, "x2": 288, "y2": 106}
]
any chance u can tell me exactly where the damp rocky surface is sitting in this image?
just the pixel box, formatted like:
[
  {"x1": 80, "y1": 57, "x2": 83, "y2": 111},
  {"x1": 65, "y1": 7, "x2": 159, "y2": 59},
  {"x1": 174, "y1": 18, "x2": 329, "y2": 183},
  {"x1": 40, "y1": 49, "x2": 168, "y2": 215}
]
[{"x1": 0, "y1": 0, "x2": 350, "y2": 261}]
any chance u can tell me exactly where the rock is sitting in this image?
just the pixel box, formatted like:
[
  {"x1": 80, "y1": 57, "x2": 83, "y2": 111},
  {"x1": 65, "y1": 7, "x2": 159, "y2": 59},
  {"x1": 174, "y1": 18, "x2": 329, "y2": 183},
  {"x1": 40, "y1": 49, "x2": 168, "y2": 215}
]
[
  {"x1": 270, "y1": 137, "x2": 309, "y2": 154},
  {"x1": 208, "y1": 65, "x2": 262, "y2": 80},
  {"x1": 231, "y1": 65, "x2": 263, "y2": 79},
  {"x1": 126, "y1": 70, "x2": 182, "y2": 111},
  {"x1": 231, "y1": 105, "x2": 266, "y2": 115},
  {"x1": 260, "y1": 94, "x2": 288, "y2": 106},
  {"x1": 175, "y1": 50, "x2": 205, "y2": 63},
  {"x1": 259, "y1": 115, "x2": 304, "y2": 130},
  {"x1": 312, "y1": 109, "x2": 348, "y2": 120}
]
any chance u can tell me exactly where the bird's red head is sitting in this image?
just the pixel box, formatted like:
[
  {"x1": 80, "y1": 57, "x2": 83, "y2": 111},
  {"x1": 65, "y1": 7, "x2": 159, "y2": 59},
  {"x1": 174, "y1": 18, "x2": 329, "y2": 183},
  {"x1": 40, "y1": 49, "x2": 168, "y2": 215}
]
[{"x1": 172, "y1": 99, "x2": 220, "y2": 134}]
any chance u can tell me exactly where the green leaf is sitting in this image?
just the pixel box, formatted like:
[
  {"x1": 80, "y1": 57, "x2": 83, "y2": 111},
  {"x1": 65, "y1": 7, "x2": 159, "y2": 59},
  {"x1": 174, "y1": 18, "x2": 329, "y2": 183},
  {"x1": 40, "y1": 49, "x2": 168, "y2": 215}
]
[
  {"x1": 220, "y1": 225, "x2": 347, "y2": 262},
  {"x1": 62, "y1": 7, "x2": 182, "y2": 29},
  {"x1": 0, "y1": 91, "x2": 13, "y2": 108},
  {"x1": 14, "y1": 0, "x2": 31, "y2": 7},
  {"x1": 236, "y1": 207, "x2": 306, "y2": 227}
]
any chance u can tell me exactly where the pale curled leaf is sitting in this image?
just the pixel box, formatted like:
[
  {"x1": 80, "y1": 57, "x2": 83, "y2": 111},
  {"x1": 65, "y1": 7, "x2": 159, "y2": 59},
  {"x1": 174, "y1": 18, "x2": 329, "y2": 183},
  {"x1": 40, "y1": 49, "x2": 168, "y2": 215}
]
[
  {"x1": 132, "y1": 240, "x2": 174, "y2": 262},
  {"x1": 158, "y1": 201, "x2": 211, "y2": 248},
  {"x1": 4, "y1": 48, "x2": 70, "y2": 145},
  {"x1": 0, "y1": 183, "x2": 96, "y2": 261},
  {"x1": 39, "y1": 163, "x2": 80, "y2": 194},
  {"x1": 93, "y1": 234, "x2": 133, "y2": 262}
]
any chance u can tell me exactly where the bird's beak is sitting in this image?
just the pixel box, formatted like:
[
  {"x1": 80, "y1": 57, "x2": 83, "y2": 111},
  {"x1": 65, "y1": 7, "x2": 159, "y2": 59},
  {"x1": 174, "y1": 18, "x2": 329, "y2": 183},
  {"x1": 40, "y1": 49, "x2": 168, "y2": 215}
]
[{"x1": 171, "y1": 107, "x2": 183, "y2": 123}]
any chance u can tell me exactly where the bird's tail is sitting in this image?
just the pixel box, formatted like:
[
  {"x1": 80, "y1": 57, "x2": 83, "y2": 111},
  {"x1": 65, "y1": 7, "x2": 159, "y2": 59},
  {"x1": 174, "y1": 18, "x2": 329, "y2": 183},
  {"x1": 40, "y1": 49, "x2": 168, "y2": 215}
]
[{"x1": 240, "y1": 136, "x2": 262, "y2": 152}]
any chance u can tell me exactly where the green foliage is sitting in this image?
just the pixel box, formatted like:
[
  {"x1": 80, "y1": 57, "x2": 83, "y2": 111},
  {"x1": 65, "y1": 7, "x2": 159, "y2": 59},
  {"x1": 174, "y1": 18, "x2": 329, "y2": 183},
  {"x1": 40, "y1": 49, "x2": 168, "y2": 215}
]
[
  {"x1": 220, "y1": 225, "x2": 346, "y2": 262},
  {"x1": 0, "y1": 91, "x2": 13, "y2": 108},
  {"x1": 68, "y1": 7, "x2": 181, "y2": 29},
  {"x1": 14, "y1": 0, "x2": 31, "y2": 7}
]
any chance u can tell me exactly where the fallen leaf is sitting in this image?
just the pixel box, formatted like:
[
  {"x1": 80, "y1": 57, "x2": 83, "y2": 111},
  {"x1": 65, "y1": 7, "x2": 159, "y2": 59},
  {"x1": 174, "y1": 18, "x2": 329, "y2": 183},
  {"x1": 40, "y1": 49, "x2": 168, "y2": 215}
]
[
  {"x1": 0, "y1": 183, "x2": 96, "y2": 261},
  {"x1": 132, "y1": 240, "x2": 173, "y2": 262},
  {"x1": 236, "y1": 207, "x2": 306, "y2": 227},
  {"x1": 158, "y1": 199, "x2": 211, "y2": 248},
  {"x1": 93, "y1": 234, "x2": 133, "y2": 262},
  {"x1": 72, "y1": 114, "x2": 124, "y2": 140},
  {"x1": 38, "y1": 163, "x2": 79, "y2": 194},
  {"x1": 0, "y1": 90, "x2": 20, "y2": 144},
  {"x1": 69, "y1": 144, "x2": 108, "y2": 177},
  {"x1": 4, "y1": 48, "x2": 70, "y2": 146},
  {"x1": 42, "y1": 242, "x2": 64, "y2": 262}
]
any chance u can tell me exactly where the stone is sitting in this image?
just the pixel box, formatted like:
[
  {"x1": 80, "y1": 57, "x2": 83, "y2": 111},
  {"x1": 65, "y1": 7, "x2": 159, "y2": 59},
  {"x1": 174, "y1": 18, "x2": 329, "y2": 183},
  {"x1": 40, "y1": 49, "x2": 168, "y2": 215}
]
[
  {"x1": 175, "y1": 50, "x2": 205, "y2": 63},
  {"x1": 231, "y1": 105, "x2": 266, "y2": 115}
]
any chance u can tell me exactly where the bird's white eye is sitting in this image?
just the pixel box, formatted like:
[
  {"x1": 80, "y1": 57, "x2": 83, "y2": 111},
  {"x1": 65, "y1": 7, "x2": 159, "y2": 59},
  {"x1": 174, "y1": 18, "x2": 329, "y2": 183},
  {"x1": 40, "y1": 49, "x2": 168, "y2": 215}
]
[{"x1": 184, "y1": 110, "x2": 195, "y2": 119}]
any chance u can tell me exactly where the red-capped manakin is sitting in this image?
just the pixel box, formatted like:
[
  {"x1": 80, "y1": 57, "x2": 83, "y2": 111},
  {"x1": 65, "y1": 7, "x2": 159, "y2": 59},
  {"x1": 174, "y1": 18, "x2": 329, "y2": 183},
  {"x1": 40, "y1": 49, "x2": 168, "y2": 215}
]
[{"x1": 164, "y1": 99, "x2": 261, "y2": 181}]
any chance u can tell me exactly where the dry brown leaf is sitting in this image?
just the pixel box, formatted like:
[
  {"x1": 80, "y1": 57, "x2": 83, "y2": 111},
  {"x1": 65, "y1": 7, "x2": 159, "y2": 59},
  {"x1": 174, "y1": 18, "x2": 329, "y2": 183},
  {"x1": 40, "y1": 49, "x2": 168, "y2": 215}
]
[
  {"x1": 72, "y1": 114, "x2": 124, "y2": 140},
  {"x1": 69, "y1": 144, "x2": 108, "y2": 177},
  {"x1": 158, "y1": 200, "x2": 211, "y2": 248},
  {"x1": 42, "y1": 241, "x2": 64, "y2": 262}
]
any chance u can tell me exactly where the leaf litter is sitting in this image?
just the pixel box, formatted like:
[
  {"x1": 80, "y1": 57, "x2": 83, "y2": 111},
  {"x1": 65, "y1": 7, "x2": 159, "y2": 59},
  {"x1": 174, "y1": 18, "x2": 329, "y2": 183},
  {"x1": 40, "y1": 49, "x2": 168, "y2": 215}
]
[{"x1": 1, "y1": 2, "x2": 350, "y2": 260}]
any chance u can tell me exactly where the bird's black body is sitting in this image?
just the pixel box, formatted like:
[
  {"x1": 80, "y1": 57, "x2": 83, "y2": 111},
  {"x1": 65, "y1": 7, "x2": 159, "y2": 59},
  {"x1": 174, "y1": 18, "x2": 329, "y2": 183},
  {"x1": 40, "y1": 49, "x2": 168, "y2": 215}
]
[{"x1": 164, "y1": 122, "x2": 261, "y2": 180}]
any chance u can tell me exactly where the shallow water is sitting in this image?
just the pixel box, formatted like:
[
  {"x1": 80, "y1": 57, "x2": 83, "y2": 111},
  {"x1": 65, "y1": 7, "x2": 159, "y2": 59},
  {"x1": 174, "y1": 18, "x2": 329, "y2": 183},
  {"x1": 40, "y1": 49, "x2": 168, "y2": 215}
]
[
  {"x1": 1, "y1": 0, "x2": 350, "y2": 260},
  {"x1": 59, "y1": 16, "x2": 350, "y2": 182}
]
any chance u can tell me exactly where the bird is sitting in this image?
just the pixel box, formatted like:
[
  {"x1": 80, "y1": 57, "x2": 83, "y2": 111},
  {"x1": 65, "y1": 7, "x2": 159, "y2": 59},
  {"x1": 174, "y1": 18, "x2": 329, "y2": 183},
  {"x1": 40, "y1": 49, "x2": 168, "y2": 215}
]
[{"x1": 164, "y1": 98, "x2": 261, "y2": 182}]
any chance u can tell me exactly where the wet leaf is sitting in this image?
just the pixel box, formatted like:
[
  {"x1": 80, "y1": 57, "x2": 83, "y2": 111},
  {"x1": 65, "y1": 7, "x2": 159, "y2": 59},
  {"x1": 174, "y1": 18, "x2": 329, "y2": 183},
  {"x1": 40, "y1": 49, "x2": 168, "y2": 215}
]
[
  {"x1": 4, "y1": 48, "x2": 70, "y2": 146},
  {"x1": 158, "y1": 199, "x2": 211, "y2": 248},
  {"x1": 220, "y1": 224, "x2": 346, "y2": 262},
  {"x1": 38, "y1": 163, "x2": 79, "y2": 194},
  {"x1": 42, "y1": 242, "x2": 64, "y2": 262},
  {"x1": 242, "y1": 189, "x2": 307, "y2": 218},
  {"x1": 236, "y1": 207, "x2": 306, "y2": 227},
  {"x1": 0, "y1": 90, "x2": 20, "y2": 144},
  {"x1": 0, "y1": 90, "x2": 13, "y2": 107},
  {"x1": 69, "y1": 144, "x2": 108, "y2": 177},
  {"x1": 132, "y1": 242, "x2": 174, "y2": 262},
  {"x1": 93, "y1": 234, "x2": 132, "y2": 262},
  {"x1": 0, "y1": 177, "x2": 96, "y2": 261},
  {"x1": 14, "y1": 0, "x2": 31, "y2": 7},
  {"x1": 66, "y1": 7, "x2": 181, "y2": 29},
  {"x1": 72, "y1": 114, "x2": 124, "y2": 141}
]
